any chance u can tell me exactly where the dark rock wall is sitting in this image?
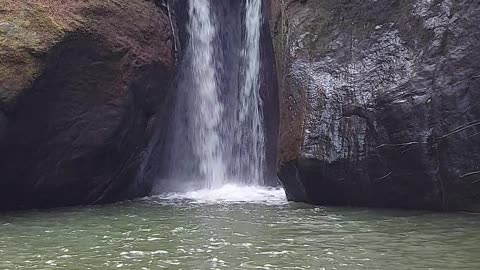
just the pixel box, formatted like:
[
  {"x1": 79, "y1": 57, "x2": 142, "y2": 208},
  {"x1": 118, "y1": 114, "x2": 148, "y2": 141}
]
[
  {"x1": 261, "y1": 0, "x2": 281, "y2": 185},
  {"x1": 272, "y1": 0, "x2": 480, "y2": 211},
  {"x1": 0, "y1": 0, "x2": 174, "y2": 210}
]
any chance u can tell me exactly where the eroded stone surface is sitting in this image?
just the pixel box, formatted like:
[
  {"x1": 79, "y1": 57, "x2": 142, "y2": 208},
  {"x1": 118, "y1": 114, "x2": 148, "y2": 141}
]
[
  {"x1": 272, "y1": 0, "x2": 480, "y2": 211},
  {"x1": 0, "y1": 0, "x2": 174, "y2": 210}
]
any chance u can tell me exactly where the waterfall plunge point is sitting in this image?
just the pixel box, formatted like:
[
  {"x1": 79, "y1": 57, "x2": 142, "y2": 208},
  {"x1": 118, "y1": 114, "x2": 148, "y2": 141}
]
[{"x1": 162, "y1": 0, "x2": 277, "y2": 200}]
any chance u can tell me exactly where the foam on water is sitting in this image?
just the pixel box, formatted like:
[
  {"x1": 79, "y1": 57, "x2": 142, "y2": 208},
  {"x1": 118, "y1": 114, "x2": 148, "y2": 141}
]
[{"x1": 156, "y1": 184, "x2": 287, "y2": 205}]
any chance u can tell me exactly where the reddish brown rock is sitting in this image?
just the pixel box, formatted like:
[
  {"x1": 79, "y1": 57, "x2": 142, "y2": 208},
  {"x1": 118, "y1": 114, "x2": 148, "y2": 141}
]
[{"x1": 0, "y1": 0, "x2": 174, "y2": 210}]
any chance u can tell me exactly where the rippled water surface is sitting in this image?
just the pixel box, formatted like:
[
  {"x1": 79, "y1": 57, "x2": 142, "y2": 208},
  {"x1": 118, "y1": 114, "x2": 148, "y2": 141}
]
[{"x1": 1, "y1": 185, "x2": 480, "y2": 270}]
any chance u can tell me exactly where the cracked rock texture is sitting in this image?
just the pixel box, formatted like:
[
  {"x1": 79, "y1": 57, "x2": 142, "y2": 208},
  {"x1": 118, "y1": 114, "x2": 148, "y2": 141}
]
[
  {"x1": 271, "y1": 0, "x2": 480, "y2": 211},
  {"x1": 0, "y1": 0, "x2": 174, "y2": 210}
]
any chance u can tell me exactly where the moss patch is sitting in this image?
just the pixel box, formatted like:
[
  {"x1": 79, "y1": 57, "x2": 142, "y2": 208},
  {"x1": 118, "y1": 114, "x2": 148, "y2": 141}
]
[{"x1": 0, "y1": 2, "x2": 69, "y2": 109}]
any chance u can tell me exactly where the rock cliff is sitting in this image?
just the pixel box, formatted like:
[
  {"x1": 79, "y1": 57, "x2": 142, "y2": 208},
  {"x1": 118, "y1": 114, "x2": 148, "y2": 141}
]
[
  {"x1": 272, "y1": 0, "x2": 480, "y2": 211},
  {"x1": 0, "y1": 0, "x2": 174, "y2": 210}
]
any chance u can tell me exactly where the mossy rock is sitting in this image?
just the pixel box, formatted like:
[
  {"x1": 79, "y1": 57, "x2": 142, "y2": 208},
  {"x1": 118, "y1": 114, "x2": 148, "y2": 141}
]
[
  {"x1": 0, "y1": 0, "x2": 174, "y2": 211},
  {"x1": 0, "y1": 1, "x2": 69, "y2": 109}
]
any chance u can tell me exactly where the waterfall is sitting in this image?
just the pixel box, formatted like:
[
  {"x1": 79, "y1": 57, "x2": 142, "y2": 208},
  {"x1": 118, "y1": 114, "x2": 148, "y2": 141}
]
[
  {"x1": 188, "y1": 0, "x2": 227, "y2": 189},
  {"x1": 237, "y1": 0, "x2": 265, "y2": 185},
  {"x1": 165, "y1": 0, "x2": 265, "y2": 191}
]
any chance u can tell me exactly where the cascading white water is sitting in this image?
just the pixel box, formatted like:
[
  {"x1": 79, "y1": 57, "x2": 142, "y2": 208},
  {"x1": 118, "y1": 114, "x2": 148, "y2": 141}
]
[
  {"x1": 188, "y1": 0, "x2": 227, "y2": 189},
  {"x1": 166, "y1": 0, "x2": 268, "y2": 194},
  {"x1": 237, "y1": 0, "x2": 265, "y2": 186}
]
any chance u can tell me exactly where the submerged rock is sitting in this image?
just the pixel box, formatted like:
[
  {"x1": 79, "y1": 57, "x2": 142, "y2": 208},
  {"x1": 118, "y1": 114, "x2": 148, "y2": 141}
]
[
  {"x1": 0, "y1": 0, "x2": 174, "y2": 210},
  {"x1": 272, "y1": 0, "x2": 480, "y2": 211}
]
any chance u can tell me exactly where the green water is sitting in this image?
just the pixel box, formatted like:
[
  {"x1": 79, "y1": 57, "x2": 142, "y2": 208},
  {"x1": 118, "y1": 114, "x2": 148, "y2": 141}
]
[{"x1": 1, "y1": 188, "x2": 480, "y2": 270}]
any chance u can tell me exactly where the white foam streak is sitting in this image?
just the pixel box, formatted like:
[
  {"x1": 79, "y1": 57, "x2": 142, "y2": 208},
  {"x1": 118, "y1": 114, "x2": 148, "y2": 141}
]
[{"x1": 157, "y1": 184, "x2": 287, "y2": 205}]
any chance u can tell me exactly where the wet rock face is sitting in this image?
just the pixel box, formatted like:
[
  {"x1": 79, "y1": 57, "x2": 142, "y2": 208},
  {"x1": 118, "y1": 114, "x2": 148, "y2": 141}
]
[
  {"x1": 0, "y1": 0, "x2": 174, "y2": 210},
  {"x1": 272, "y1": 0, "x2": 480, "y2": 210},
  {"x1": 0, "y1": 111, "x2": 6, "y2": 140}
]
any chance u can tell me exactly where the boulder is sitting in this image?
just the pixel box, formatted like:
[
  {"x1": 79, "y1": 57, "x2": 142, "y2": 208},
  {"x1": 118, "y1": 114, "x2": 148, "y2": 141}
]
[
  {"x1": 271, "y1": 0, "x2": 480, "y2": 211},
  {"x1": 0, "y1": 0, "x2": 174, "y2": 210}
]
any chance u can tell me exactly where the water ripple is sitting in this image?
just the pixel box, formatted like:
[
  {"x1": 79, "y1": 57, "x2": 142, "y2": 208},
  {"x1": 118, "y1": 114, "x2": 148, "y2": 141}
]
[{"x1": 1, "y1": 189, "x2": 480, "y2": 269}]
